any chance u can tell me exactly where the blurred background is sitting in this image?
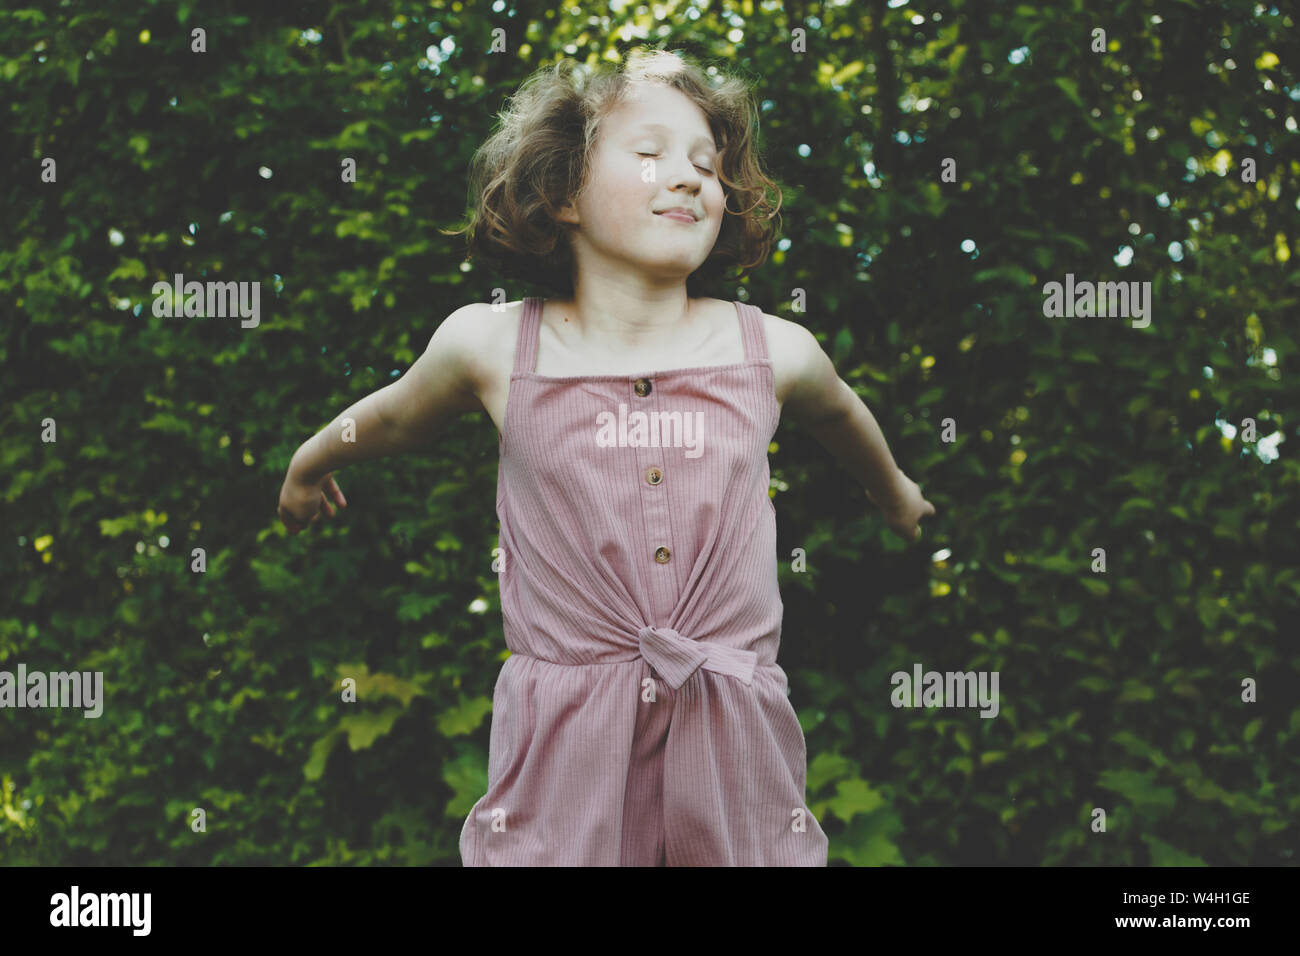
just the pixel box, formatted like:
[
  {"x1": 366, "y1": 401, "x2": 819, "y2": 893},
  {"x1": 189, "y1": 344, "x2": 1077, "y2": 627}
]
[{"x1": 2, "y1": 0, "x2": 1297, "y2": 866}]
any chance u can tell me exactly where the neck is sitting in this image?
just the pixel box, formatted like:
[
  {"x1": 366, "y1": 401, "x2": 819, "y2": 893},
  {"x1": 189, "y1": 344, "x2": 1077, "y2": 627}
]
[{"x1": 553, "y1": 285, "x2": 697, "y2": 351}]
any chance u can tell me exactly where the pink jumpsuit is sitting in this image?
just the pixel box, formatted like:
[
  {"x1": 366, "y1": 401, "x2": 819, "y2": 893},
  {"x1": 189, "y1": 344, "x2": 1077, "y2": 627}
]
[{"x1": 459, "y1": 296, "x2": 829, "y2": 866}]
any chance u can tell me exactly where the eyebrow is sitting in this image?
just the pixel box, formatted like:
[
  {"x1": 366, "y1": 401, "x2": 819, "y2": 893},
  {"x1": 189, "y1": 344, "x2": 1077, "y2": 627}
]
[{"x1": 631, "y1": 123, "x2": 719, "y2": 151}]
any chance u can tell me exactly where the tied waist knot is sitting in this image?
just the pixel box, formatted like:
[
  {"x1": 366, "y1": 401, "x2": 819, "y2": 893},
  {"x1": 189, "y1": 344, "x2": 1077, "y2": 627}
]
[{"x1": 636, "y1": 625, "x2": 757, "y2": 690}]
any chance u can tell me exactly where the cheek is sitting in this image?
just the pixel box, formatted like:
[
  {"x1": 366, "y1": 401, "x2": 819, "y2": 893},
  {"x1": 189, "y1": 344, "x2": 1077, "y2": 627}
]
[{"x1": 593, "y1": 171, "x2": 651, "y2": 219}]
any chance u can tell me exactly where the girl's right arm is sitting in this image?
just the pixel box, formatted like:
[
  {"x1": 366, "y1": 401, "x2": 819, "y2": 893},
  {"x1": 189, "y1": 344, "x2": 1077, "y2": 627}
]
[{"x1": 277, "y1": 303, "x2": 486, "y2": 533}]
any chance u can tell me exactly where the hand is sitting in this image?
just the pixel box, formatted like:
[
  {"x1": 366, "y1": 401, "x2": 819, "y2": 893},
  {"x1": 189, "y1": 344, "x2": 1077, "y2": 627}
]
[
  {"x1": 278, "y1": 469, "x2": 347, "y2": 534},
  {"x1": 866, "y1": 471, "x2": 936, "y2": 542}
]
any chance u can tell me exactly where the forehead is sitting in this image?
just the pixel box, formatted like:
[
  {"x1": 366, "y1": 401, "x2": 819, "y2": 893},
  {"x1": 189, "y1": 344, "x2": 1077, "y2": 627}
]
[{"x1": 606, "y1": 82, "x2": 713, "y2": 138}]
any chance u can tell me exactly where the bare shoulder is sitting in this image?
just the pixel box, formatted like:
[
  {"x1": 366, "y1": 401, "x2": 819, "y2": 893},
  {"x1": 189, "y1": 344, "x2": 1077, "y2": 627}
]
[
  {"x1": 756, "y1": 309, "x2": 825, "y2": 408},
  {"x1": 431, "y1": 299, "x2": 522, "y2": 396}
]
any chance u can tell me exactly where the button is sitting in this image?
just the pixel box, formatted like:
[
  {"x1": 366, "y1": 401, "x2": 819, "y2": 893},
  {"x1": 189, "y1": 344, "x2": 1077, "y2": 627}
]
[
  {"x1": 634, "y1": 378, "x2": 652, "y2": 397},
  {"x1": 645, "y1": 466, "x2": 663, "y2": 485},
  {"x1": 654, "y1": 546, "x2": 671, "y2": 563}
]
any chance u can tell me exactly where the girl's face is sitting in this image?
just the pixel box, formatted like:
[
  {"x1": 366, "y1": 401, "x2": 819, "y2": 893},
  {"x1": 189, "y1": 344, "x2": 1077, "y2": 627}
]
[{"x1": 557, "y1": 81, "x2": 726, "y2": 288}]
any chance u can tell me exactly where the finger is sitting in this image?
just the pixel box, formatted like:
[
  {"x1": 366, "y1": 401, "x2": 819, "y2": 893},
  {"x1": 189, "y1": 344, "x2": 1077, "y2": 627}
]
[
  {"x1": 326, "y1": 477, "x2": 347, "y2": 508},
  {"x1": 321, "y1": 493, "x2": 336, "y2": 518}
]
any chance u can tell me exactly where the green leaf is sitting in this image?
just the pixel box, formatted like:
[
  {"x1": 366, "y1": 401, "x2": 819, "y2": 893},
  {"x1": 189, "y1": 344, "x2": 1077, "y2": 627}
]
[
  {"x1": 1054, "y1": 77, "x2": 1084, "y2": 108},
  {"x1": 442, "y1": 752, "x2": 489, "y2": 818},
  {"x1": 1110, "y1": 730, "x2": 1170, "y2": 768},
  {"x1": 1144, "y1": 834, "x2": 1207, "y2": 866},
  {"x1": 973, "y1": 265, "x2": 1036, "y2": 286},
  {"x1": 807, "y1": 751, "x2": 856, "y2": 794},
  {"x1": 1097, "y1": 769, "x2": 1176, "y2": 812},
  {"x1": 1118, "y1": 679, "x2": 1155, "y2": 702},
  {"x1": 1080, "y1": 576, "x2": 1110, "y2": 597},
  {"x1": 830, "y1": 60, "x2": 864, "y2": 85},
  {"x1": 303, "y1": 729, "x2": 344, "y2": 781},
  {"x1": 139, "y1": 412, "x2": 191, "y2": 434},
  {"x1": 339, "y1": 706, "x2": 405, "y2": 750},
  {"x1": 833, "y1": 326, "x2": 854, "y2": 360},
  {"x1": 826, "y1": 777, "x2": 885, "y2": 822},
  {"x1": 1195, "y1": 594, "x2": 1222, "y2": 629},
  {"x1": 1013, "y1": 730, "x2": 1048, "y2": 749},
  {"x1": 944, "y1": 756, "x2": 973, "y2": 776},
  {"x1": 436, "y1": 695, "x2": 493, "y2": 736},
  {"x1": 834, "y1": 808, "x2": 904, "y2": 867},
  {"x1": 98, "y1": 515, "x2": 137, "y2": 537},
  {"x1": 397, "y1": 592, "x2": 442, "y2": 621}
]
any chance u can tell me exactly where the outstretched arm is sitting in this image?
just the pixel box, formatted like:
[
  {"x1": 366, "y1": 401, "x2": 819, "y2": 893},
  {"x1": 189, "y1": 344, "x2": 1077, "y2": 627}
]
[
  {"x1": 278, "y1": 304, "x2": 484, "y2": 533},
  {"x1": 289, "y1": 304, "x2": 484, "y2": 484},
  {"x1": 780, "y1": 322, "x2": 936, "y2": 540}
]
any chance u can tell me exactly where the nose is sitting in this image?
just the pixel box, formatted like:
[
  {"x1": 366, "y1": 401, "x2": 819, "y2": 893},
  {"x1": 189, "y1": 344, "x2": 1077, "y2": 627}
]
[{"x1": 662, "y1": 155, "x2": 704, "y2": 189}]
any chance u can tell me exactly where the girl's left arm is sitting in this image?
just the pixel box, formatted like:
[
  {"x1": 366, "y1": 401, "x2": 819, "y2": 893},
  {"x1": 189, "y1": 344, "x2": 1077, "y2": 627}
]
[{"x1": 780, "y1": 322, "x2": 936, "y2": 540}]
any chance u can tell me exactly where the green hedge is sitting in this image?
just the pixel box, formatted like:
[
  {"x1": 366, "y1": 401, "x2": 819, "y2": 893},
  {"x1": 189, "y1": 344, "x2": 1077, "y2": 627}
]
[{"x1": 2, "y1": 1, "x2": 1296, "y2": 865}]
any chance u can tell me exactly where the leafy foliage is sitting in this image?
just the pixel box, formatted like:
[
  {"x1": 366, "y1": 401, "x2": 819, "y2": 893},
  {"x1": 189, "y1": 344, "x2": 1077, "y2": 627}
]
[{"x1": 2, "y1": 1, "x2": 1296, "y2": 866}]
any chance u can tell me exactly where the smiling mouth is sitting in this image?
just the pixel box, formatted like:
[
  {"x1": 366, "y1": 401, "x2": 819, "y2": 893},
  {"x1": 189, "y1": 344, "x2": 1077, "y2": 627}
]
[{"x1": 656, "y1": 211, "x2": 698, "y2": 223}]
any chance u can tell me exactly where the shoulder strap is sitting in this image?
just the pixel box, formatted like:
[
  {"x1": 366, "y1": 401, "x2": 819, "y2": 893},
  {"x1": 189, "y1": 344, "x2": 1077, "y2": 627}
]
[
  {"x1": 736, "y1": 301, "x2": 771, "y2": 362},
  {"x1": 512, "y1": 297, "x2": 542, "y2": 375}
]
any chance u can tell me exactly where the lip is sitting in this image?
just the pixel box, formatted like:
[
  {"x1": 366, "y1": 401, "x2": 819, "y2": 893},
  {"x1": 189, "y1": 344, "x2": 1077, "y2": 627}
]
[{"x1": 655, "y1": 209, "x2": 698, "y2": 223}]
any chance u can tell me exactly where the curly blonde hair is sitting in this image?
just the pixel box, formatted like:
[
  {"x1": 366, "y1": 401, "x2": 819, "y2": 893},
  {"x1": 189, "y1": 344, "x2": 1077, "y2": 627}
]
[{"x1": 442, "y1": 47, "x2": 783, "y2": 297}]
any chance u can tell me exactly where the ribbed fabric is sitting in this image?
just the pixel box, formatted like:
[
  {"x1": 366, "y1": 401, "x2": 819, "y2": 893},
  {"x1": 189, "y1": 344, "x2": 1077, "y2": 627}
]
[{"x1": 459, "y1": 296, "x2": 829, "y2": 866}]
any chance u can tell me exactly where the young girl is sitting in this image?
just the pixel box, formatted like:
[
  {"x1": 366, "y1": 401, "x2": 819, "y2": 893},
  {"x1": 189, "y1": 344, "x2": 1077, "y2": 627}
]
[{"x1": 277, "y1": 49, "x2": 934, "y2": 866}]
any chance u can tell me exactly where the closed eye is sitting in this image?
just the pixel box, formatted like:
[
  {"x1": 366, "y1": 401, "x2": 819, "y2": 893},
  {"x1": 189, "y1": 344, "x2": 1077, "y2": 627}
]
[{"x1": 636, "y1": 152, "x2": 714, "y2": 175}]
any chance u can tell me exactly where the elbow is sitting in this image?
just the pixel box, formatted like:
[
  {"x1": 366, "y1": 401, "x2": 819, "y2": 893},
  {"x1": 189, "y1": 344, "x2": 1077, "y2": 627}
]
[{"x1": 369, "y1": 387, "x2": 413, "y2": 445}]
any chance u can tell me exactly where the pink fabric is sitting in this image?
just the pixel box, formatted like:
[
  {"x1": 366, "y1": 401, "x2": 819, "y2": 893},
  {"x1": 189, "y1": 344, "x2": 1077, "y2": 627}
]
[{"x1": 459, "y1": 296, "x2": 829, "y2": 866}]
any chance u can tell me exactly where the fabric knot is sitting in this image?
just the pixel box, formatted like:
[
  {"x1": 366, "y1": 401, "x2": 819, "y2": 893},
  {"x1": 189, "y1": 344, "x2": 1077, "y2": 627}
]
[{"x1": 636, "y1": 625, "x2": 757, "y2": 690}]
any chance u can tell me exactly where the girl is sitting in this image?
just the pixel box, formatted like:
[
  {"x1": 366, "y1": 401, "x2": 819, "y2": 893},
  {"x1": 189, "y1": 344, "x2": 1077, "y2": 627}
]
[{"x1": 277, "y1": 48, "x2": 935, "y2": 866}]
